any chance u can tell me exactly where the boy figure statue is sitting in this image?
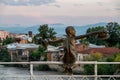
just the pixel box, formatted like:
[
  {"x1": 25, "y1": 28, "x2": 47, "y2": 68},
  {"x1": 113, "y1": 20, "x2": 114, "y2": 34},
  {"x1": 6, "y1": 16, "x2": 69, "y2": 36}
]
[{"x1": 42, "y1": 26, "x2": 109, "y2": 75}]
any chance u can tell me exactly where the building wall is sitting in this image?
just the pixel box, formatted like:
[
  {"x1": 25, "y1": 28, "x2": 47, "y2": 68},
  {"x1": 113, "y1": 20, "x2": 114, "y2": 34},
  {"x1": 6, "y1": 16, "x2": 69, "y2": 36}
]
[
  {"x1": 8, "y1": 48, "x2": 37, "y2": 62},
  {"x1": 0, "y1": 30, "x2": 9, "y2": 40},
  {"x1": 20, "y1": 39, "x2": 28, "y2": 44},
  {"x1": 47, "y1": 51, "x2": 64, "y2": 61},
  {"x1": 47, "y1": 53, "x2": 52, "y2": 61}
]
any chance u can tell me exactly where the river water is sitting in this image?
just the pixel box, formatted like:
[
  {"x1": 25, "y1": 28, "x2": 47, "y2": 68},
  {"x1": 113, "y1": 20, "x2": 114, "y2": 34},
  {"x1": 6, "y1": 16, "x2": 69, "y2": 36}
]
[{"x1": 0, "y1": 65, "x2": 63, "y2": 80}]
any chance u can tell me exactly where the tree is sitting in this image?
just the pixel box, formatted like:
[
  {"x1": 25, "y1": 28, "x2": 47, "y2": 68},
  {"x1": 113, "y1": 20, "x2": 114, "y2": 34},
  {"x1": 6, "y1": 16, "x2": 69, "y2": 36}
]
[
  {"x1": 86, "y1": 26, "x2": 106, "y2": 45},
  {"x1": 85, "y1": 22, "x2": 120, "y2": 48},
  {"x1": 79, "y1": 38, "x2": 89, "y2": 45},
  {"x1": 30, "y1": 51, "x2": 40, "y2": 61},
  {"x1": 30, "y1": 46, "x2": 46, "y2": 61},
  {"x1": 34, "y1": 24, "x2": 57, "y2": 44},
  {"x1": 2, "y1": 37, "x2": 15, "y2": 45},
  {"x1": 32, "y1": 24, "x2": 57, "y2": 62},
  {"x1": 106, "y1": 22, "x2": 120, "y2": 47}
]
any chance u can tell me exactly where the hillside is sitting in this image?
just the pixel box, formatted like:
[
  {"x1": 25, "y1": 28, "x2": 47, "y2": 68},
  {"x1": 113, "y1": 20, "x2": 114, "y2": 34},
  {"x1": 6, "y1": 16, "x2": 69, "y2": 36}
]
[{"x1": 0, "y1": 22, "x2": 107, "y2": 36}]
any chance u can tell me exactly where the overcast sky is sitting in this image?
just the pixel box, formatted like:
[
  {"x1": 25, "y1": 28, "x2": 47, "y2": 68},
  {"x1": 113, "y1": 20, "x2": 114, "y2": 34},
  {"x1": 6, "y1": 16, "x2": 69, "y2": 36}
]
[{"x1": 0, "y1": 0, "x2": 120, "y2": 25}]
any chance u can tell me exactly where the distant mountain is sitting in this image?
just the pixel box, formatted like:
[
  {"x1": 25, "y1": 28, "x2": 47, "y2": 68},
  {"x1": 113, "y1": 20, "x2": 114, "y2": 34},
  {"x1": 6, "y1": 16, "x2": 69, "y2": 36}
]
[{"x1": 0, "y1": 22, "x2": 107, "y2": 36}]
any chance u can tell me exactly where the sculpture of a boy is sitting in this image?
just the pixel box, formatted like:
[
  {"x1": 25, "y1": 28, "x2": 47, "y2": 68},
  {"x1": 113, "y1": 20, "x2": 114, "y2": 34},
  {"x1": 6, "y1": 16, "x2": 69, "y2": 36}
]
[{"x1": 42, "y1": 26, "x2": 109, "y2": 75}]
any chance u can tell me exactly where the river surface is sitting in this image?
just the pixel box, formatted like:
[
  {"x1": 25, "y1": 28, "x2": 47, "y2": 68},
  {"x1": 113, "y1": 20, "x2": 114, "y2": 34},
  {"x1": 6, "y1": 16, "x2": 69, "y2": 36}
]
[{"x1": 0, "y1": 65, "x2": 63, "y2": 80}]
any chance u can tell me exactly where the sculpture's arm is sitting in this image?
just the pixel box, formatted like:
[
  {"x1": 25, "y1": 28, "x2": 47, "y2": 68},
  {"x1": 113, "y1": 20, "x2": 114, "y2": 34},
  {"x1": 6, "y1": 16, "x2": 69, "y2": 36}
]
[
  {"x1": 42, "y1": 38, "x2": 64, "y2": 49},
  {"x1": 75, "y1": 30, "x2": 109, "y2": 40},
  {"x1": 49, "y1": 38, "x2": 64, "y2": 43}
]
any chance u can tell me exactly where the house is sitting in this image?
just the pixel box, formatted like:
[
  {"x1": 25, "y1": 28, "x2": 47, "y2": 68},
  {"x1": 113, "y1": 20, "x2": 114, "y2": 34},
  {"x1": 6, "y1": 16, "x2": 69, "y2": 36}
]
[
  {"x1": 16, "y1": 34, "x2": 29, "y2": 44},
  {"x1": 46, "y1": 44, "x2": 89, "y2": 61},
  {"x1": 7, "y1": 43, "x2": 39, "y2": 62},
  {"x1": 8, "y1": 33, "x2": 18, "y2": 38},
  {"x1": 8, "y1": 31, "x2": 34, "y2": 44},
  {"x1": 46, "y1": 43, "x2": 120, "y2": 61},
  {"x1": 15, "y1": 32, "x2": 34, "y2": 44},
  {"x1": 46, "y1": 45, "x2": 62, "y2": 61},
  {"x1": 0, "y1": 30, "x2": 9, "y2": 40}
]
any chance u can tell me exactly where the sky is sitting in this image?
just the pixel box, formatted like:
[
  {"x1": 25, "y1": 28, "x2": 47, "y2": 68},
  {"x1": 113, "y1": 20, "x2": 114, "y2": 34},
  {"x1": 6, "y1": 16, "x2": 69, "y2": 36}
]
[{"x1": 0, "y1": 0, "x2": 120, "y2": 25}]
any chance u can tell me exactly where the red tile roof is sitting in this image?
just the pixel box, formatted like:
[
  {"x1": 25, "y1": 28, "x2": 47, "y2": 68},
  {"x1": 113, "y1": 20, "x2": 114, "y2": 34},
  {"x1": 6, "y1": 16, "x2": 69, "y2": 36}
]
[{"x1": 79, "y1": 47, "x2": 120, "y2": 57}]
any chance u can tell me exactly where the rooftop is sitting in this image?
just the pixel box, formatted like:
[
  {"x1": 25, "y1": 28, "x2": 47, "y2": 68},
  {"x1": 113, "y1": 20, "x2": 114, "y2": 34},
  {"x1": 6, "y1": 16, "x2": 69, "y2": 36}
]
[
  {"x1": 7, "y1": 43, "x2": 39, "y2": 50},
  {"x1": 79, "y1": 47, "x2": 120, "y2": 56}
]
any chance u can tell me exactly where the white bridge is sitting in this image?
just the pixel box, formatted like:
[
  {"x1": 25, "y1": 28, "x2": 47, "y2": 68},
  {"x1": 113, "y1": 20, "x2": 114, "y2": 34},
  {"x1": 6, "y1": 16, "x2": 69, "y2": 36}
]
[{"x1": 0, "y1": 61, "x2": 120, "y2": 80}]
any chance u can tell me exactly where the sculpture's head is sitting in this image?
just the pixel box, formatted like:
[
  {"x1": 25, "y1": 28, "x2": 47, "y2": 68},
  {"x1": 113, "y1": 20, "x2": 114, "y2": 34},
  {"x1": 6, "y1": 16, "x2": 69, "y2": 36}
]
[{"x1": 65, "y1": 26, "x2": 76, "y2": 37}]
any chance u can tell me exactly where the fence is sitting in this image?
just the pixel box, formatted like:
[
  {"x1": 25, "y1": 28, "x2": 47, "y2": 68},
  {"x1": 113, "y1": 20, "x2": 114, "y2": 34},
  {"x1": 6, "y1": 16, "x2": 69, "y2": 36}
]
[{"x1": 0, "y1": 61, "x2": 120, "y2": 80}]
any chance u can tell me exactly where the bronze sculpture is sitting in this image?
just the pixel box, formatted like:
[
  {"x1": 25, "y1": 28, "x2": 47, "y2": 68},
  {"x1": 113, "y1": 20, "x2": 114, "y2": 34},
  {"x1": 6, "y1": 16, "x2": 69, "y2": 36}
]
[{"x1": 42, "y1": 26, "x2": 109, "y2": 75}]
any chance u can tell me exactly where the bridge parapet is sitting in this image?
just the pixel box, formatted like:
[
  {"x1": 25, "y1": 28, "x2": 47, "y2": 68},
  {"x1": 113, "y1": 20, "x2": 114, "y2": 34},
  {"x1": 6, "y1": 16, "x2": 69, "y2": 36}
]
[{"x1": 0, "y1": 61, "x2": 120, "y2": 80}]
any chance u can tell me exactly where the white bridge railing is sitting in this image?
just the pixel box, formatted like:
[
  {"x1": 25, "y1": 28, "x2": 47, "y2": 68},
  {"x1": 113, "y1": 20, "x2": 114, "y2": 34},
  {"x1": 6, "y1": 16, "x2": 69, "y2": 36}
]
[{"x1": 0, "y1": 61, "x2": 120, "y2": 80}]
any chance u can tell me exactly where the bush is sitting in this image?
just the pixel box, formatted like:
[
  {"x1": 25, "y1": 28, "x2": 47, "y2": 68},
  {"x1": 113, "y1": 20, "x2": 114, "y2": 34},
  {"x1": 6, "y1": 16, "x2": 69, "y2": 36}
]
[
  {"x1": 0, "y1": 48, "x2": 11, "y2": 62},
  {"x1": 84, "y1": 64, "x2": 116, "y2": 75},
  {"x1": 98, "y1": 64, "x2": 116, "y2": 75},
  {"x1": 84, "y1": 64, "x2": 94, "y2": 75}
]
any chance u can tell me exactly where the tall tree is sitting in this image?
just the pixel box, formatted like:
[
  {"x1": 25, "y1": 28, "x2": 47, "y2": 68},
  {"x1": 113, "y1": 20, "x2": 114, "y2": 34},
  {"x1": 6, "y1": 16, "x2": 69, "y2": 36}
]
[
  {"x1": 34, "y1": 24, "x2": 57, "y2": 44},
  {"x1": 33, "y1": 24, "x2": 57, "y2": 61},
  {"x1": 86, "y1": 26, "x2": 106, "y2": 45},
  {"x1": 85, "y1": 22, "x2": 120, "y2": 48},
  {"x1": 106, "y1": 22, "x2": 120, "y2": 47}
]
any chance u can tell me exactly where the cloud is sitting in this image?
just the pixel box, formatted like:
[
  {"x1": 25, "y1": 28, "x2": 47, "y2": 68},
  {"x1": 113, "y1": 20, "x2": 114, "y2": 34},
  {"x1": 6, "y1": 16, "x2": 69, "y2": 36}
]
[
  {"x1": 0, "y1": 14, "x2": 120, "y2": 25},
  {"x1": 54, "y1": 4, "x2": 61, "y2": 8},
  {"x1": 115, "y1": 8, "x2": 120, "y2": 11},
  {"x1": 73, "y1": 4, "x2": 83, "y2": 7},
  {"x1": 0, "y1": 0, "x2": 56, "y2": 6},
  {"x1": 96, "y1": 2, "x2": 104, "y2": 6}
]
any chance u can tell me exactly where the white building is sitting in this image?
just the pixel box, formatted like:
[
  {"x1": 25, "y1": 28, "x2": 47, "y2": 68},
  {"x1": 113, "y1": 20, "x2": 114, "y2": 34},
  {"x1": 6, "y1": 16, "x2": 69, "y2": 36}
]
[{"x1": 6, "y1": 43, "x2": 39, "y2": 61}]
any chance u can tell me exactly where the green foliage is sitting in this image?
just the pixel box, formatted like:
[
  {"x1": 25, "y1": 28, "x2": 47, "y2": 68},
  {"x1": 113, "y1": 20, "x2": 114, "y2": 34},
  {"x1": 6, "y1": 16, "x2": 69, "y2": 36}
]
[
  {"x1": 38, "y1": 24, "x2": 56, "y2": 40},
  {"x1": 84, "y1": 64, "x2": 94, "y2": 75},
  {"x1": 84, "y1": 53, "x2": 120, "y2": 75},
  {"x1": 86, "y1": 22, "x2": 120, "y2": 48},
  {"x1": 30, "y1": 46, "x2": 46, "y2": 61},
  {"x1": 0, "y1": 38, "x2": 2, "y2": 43},
  {"x1": 90, "y1": 52, "x2": 103, "y2": 61},
  {"x1": 34, "y1": 24, "x2": 57, "y2": 45},
  {"x1": 84, "y1": 61, "x2": 116, "y2": 75},
  {"x1": 38, "y1": 46, "x2": 47, "y2": 61},
  {"x1": 114, "y1": 53, "x2": 120, "y2": 62},
  {"x1": 0, "y1": 48, "x2": 11, "y2": 62},
  {"x1": 98, "y1": 64, "x2": 116, "y2": 75},
  {"x1": 86, "y1": 26, "x2": 106, "y2": 45},
  {"x1": 106, "y1": 22, "x2": 120, "y2": 47},
  {"x1": 114, "y1": 52, "x2": 120, "y2": 72},
  {"x1": 2, "y1": 37, "x2": 15, "y2": 45},
  {"x1": 84, "y1": 64, "x2": 116, "y2": 75},
  {"x1": 79, "y1": 38, "x2": 89, "y2": 45},
  {"x1": 106, "y1": 56, "x2": 114, "y2": 62},
  {"x1": 30, "y1": 51, "x2": 40, "y2": 61}
]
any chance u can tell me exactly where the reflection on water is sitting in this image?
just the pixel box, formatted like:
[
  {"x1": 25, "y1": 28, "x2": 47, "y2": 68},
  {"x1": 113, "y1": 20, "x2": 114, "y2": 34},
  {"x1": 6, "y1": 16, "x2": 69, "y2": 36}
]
[{"x1": 0, "y1": 65, "x2": 62, "y2": 80}]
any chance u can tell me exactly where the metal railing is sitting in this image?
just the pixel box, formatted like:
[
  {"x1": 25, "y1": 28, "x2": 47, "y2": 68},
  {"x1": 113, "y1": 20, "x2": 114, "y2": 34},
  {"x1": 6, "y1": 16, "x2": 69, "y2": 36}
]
[{"x1": 0, "y1": 61, "x2": 120, "y2": 80}]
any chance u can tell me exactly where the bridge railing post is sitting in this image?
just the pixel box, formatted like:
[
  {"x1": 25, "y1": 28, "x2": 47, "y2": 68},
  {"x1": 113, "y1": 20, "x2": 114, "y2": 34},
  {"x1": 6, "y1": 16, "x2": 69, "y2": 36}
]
[
  {"x1": 30, "y1": 63, "x2": 33, "y2": 80},
  {"x1": 94, "y1": 61, "x2": 97, "y2": 80}
]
